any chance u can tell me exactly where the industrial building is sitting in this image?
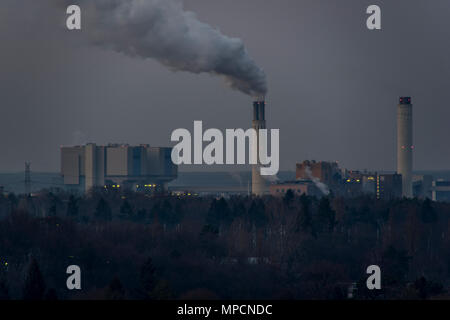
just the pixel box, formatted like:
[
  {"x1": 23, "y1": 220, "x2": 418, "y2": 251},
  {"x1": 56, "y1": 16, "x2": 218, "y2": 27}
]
[
  {"x1": 296, "y1": 160, "x2": 340, "y2": 187},
  {"x1": 397, "y1": 97, "x2": 413, "y2": 198},
  {"x1": 376, "y1": 173, "x2": 402, "y2": 200},
  {"x1": 342, "y1": 171, "x2": 402, "y2": 200},
  {"x1": 61, "y1": 143, "x2": 177, "y2": 193},
  {"x1": 269, "y1": 180, "x2": 321, "y2": 197},
  {"x1": 432, "y1": 180, "x2": 450, "y2": 202},
  {"x1": 413, "y1": 174, "x2": 434, "y2": 199},
  {"x1": 252, "y1": 100, "x2": 268, "y2": 196},
  {"x1": 293, "y1": 160, "x2": 404, "y2": 200}
]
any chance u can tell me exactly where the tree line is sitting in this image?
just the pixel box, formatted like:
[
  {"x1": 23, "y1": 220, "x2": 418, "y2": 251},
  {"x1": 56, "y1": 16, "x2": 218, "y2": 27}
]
[{"x1": 0, "y1": 188, "x2": 449, "y2": 300}]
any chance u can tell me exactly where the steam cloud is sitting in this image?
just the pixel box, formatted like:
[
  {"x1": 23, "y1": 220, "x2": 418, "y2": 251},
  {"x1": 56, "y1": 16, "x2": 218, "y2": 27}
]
[
  {"x1": 65, "y1": 0, "x2": 267, "y2": 97},
  {"x1": 304, "y1": 167, "x2": 330, "y2": 196},
  {"x1": 263, "y1": 174, "x2": 279, "y2": 183}
]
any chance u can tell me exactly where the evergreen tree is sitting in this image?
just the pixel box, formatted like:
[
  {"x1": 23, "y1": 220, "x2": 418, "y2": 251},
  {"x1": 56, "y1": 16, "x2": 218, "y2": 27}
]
[
  {"x1": 136, "y1": 208, "x2": 147, "y2": 222},
  {"x1": 232, "y1": 202, "x2": 246, "y2": 218},
  {"x1": 44, "y1": 288, "x2": 58, "y2": 300},
  {"x1": 381, "y1": 246, "x2": 411, "y2": 286},
  {"x1": 413, "y1": 276, "x2": 444, "y2": 300},
  {"x1": 139, "y1": 257, "x2": 157, "y2": 299},
  {"x1": 48, "y1": 202, "x2": 57, "y2": 217},
  {"x1": 207, "y1": 198, "x2": 231, "y2": 228},
  {"x1": 23, "y1": 258, "x2": 46, "y2": 300},
  {"x1": 67, "y1": 195, "x2": 79, "y2": 217},
  {"x1": 174, "y1": 201, "x2": 185, "y2": 225},
  {"x1": 105, "y1": 276, "x2": 125, "y2": 300},
  {"x1": 7, "y1": 193, "x2": 18, "y2": 211},
  {"x1": 48, "y1": 193, "x2": 62, "y2": 217},
  {"x1": 247, "y1": 199, "x2": 266, "y2": 228},
  {"x1": 149, "y1": 202, "x2": 159, "y2": 224},
  {"x1": 420, "y1": 198, "x2": 437, "y2": 224},
  {"x1": 152, "y1": 279, "x2": 172, "y2": 300},
  {"x1": 159, "y1": 200, "x2": 176, "y2": 227},
  {"x1": 95, "y1": 198, "x2": 112, "y2": 221},
  {"x1": 120, "y1": 200, "x2": 134, "y2": 220},
  {"x1": 0, "y1": 278, "x2": 10, "y2": 300},
  {"x1": 297, "y1": 194, "x2": 313, "y2": 235},
  {"x1": 284, "y1": 189, "x2": 295, "y2": 207},
  {"x1": 317, "y1": 197, "x2": 336, "y2": 232}
]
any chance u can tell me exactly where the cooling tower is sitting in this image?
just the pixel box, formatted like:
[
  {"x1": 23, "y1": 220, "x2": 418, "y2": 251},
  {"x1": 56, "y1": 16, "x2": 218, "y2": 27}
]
[
  {"x1": 397, "y1": 97, "x2": 413, "y2": 198},
  {"x1": 252, "y1": 100, "x2": 267, "y2": 196}
]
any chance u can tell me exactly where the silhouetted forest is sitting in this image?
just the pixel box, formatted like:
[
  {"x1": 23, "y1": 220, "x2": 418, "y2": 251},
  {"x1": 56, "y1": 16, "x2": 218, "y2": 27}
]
[{"x1": 0, "y1": 188, "x2": 450, "y2": 300}]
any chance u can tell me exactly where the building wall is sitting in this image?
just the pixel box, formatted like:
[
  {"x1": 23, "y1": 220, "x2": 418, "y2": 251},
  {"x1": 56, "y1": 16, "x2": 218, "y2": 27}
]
[
  {"x1": 377, "y1": 174, "x2": 402, "y2": 200},
  {"x1": 85, "y1": 143, "x2": 97, "y2": 191},
  {"x1": 106, "y1": 145, "x2": 129, "y2": 177},
  {"x1": 147, "y1": 147, "x2": 164, "y2": 176},
  {"x1": 432, "y1": 180, "x2": 450, "y2": 202},
  {"x1": 61, "y1": 146, "x2": 84, "y2": 185},
  {"x1": 341, "y1": 172, "x2": 402, "y2": 200},
  {"x1": 270, "y1": 182, "x2": 310, "y2": 197},
  {"x1": 413, "y1": 174, "x2": 433, "y2": 199},
  {"x1": 95, "y1": 146, "x2": 106, "y2": 187},
  {"x1": 296, "y1": 160, "x2": 338, "y2": 185}
]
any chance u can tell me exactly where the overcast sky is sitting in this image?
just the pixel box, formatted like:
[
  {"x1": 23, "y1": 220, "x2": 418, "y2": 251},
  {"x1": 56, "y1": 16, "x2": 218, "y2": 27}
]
[{"x1": 0, "y1": 0, "x2": 449, "y2": 173}]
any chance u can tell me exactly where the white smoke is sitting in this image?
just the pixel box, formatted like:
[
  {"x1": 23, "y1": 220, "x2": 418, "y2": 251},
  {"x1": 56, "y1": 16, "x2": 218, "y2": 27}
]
[
  {"x1": 263, "y1": 174, "x2": 279, "y2": 184},
  {"x1": 63, "y1": 0, "x2": 267, "y2": 97},
  {"x1": 304, "y1": 166, "x2": 330, "y2": 196}
]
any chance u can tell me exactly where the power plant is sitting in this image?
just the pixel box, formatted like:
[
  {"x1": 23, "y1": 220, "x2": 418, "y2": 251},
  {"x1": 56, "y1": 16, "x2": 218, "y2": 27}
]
[
  {"x1": 61, "y1": 143, "x2": 177, "y2": 193},
  {"x1": 252, "y1": 100, "x2": 268, "y2": 196},
  {"x1": 397, "y1": 97, "x2": 413, "y2": 198}
]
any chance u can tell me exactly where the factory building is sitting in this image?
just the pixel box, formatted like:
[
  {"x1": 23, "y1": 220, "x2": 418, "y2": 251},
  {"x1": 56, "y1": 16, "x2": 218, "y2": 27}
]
[
  {"x1": 432, "y1": 180, "x2": 450, "y2": 202},
  {"x1": 61, "y1": 143, "x2": 177, "y2": 193},
  {"x1": 413, "y1": 174, "x2": 434, "y2": 199},
  {"x1": 376, "y1": 173, "x2": 402, "y2": 200},
  {"x1": 296, "y1": 160, "x2": 340, "y2": 187},
  {"x1": 342, "y1": 172, "x2": 376, "y2": 197},
  {"x1": 397, "y1": 97, "x2": 413, "y2": 198},
  {"x1": 252, "y1": 100, "x2": 268, "y2": 196},
  {"x1": 342, "y1": 171, "x2": 402, "y2": 200},
  {"x1": 269, "y1": 180, "x2": 321, "y2": 197},
  {"x1": 296, "y1": 160, "x2": 342, "y2": 195}
]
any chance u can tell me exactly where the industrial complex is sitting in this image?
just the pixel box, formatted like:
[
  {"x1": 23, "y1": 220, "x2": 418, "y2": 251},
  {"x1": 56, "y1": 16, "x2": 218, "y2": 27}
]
[
  {"x1": 0, "y1": 97, "x2": 447, "y2": 202},
  {"x1": 60, "y1": 143, "x2": 177, "y2": 193},
  {"x1": 266, "y1": 97, "x2": 449, "y2": 201}
]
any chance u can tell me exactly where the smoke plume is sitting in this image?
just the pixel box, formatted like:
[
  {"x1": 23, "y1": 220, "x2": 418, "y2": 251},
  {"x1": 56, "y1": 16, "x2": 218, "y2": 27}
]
[
  {"x1": 64, "y1": 0, "x2": 267, "y2": 97},
  {"x1": 263, "y1": 174, "x2": 279, "y2": 183},
  {"x1": 304, "y1": 167, "x2": 330, "y2": 196}
]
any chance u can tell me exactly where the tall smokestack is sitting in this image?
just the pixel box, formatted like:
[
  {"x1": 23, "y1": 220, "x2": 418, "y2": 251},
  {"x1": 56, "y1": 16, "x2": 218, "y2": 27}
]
[
  {"x1": 252, "y1": 100, "x2": 267, "y2": 196},
  {"x1": 397, "y1": 96, "x2": 413, "y2": 198}
]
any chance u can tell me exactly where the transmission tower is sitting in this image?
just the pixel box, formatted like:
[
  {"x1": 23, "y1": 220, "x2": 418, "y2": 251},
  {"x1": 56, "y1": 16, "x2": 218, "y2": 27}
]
[{"x1": 25, "y1": 162, "x2": 31, "y2": 195}]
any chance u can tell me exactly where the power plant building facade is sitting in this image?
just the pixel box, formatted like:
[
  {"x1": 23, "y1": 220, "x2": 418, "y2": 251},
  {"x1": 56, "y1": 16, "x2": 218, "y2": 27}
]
[
  {"x1": 397, "y1": 97, "x2": 413, "y2": 198},
  {"x1": 61, "y1": 143, "x2": 177, "y2": 193}
]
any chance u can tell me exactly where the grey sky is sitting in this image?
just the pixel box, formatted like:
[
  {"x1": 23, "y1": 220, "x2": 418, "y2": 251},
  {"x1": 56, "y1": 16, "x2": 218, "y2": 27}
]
[{"x1": 0, "y1": 0, "x2": 449, "y2": 173}]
